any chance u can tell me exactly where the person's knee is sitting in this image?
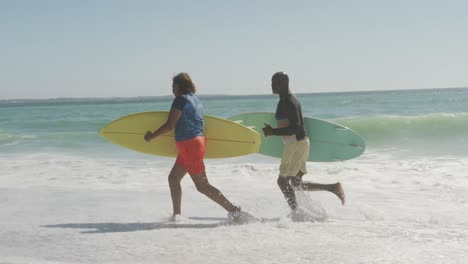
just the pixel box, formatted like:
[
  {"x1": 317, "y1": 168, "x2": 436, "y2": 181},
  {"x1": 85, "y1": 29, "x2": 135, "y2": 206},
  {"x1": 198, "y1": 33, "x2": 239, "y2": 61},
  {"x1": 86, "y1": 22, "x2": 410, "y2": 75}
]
[
  {"x1": 195, "y1": 182, "x2": 210, "y2": 194},
  {"x1": 278, "y1": 177, "x2": 293, "y2": 191},
  {"x1": 168, "y1": 174, "x2": 180, "y2": 187},
  {"x1": 277, "y1": 177, "x2": 286, "y2": 187},
  {"x1": 290, "y1": 176, "x2": 302, "y2": 188}
]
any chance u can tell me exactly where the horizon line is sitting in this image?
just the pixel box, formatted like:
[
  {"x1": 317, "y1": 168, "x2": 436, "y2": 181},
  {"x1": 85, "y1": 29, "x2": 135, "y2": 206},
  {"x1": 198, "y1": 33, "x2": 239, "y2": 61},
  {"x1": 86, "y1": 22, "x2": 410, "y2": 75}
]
[{"x1": 1, "y1": 86, "x2": 467, "y2": 101}]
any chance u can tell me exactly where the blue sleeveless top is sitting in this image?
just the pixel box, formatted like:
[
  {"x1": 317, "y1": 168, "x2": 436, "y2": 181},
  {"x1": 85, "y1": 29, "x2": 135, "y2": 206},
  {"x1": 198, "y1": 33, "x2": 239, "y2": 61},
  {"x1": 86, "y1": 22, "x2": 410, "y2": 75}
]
[{"x1": 171, "y1": 94, "x2": 204, "y2": 142}]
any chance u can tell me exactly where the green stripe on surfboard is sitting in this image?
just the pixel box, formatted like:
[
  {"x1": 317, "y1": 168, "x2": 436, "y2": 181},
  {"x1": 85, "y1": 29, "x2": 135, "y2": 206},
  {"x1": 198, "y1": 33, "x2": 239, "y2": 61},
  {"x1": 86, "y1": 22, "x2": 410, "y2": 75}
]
[{"x1": 228, "y1": 112, "x2": 366, "y2": 162}]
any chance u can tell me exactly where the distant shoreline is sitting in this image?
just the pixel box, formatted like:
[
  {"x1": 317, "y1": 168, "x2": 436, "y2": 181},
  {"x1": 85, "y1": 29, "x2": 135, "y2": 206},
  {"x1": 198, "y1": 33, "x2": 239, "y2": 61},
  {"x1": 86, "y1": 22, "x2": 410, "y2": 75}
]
[{"x1": 1, "y1": 87, "x2": 467, "y2": 104}]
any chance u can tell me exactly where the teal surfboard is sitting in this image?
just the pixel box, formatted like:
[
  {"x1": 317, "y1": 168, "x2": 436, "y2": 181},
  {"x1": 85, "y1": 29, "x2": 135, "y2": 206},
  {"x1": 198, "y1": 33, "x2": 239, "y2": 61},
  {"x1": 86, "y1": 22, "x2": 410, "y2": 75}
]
[{"x1": 228, "y1": 112, "x2": 365, "y2": 162}]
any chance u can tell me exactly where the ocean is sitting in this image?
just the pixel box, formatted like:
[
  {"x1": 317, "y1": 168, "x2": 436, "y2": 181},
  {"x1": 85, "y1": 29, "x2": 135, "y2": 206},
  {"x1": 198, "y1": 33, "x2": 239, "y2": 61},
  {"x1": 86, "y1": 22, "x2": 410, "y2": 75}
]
[
  {"x1": 1, "y1": 88, "x2": 468, "y2": 263},
  {"x1": 1, "y1": 88, "x2": 468, "y2": 158}
]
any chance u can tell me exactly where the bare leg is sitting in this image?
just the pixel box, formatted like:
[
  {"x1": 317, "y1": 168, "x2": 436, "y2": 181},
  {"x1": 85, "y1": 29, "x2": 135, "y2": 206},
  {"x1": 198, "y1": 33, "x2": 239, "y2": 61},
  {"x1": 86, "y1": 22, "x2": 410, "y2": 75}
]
[
  {"x1": 168, "y1": 163, "x2": 187, "y2": 216},
  {"x1": 300, "y1": 181, "x2": 345, "y2": 205},
  {"x1": 190, "y1": 171, "x2": 240, "y2": 213},
  {"x1": 277, "y1": 176, "x2": 297, "y2": 210}
]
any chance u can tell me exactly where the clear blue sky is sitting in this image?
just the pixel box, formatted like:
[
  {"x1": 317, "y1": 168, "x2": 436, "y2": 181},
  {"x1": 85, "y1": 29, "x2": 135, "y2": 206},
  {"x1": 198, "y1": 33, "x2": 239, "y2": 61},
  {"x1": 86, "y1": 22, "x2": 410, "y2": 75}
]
[{"x1": 1, "y1": 0, "x2": 468, "y2": 99}]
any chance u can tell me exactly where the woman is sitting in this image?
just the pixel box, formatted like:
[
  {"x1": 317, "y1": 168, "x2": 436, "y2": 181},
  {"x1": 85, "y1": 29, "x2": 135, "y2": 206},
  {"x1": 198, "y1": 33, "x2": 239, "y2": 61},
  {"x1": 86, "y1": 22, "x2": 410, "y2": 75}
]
[{"x1": 144, "y1": 73, "x2": 248, "y2": 222}]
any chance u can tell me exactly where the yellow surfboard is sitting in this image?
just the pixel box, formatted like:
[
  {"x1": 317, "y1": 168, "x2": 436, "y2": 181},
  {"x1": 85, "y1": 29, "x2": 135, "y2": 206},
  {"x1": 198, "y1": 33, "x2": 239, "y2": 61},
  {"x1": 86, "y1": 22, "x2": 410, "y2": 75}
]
[{"x1": 99, "y1": 111, "x2": 261, "y2": 158}]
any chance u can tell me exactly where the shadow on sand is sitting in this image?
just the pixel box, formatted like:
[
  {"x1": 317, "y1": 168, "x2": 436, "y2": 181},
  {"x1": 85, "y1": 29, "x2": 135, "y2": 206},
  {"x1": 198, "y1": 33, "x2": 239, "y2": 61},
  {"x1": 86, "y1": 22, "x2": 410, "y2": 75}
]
[
  {"x1": 42, "y1": 217, "x2": 229, "y2": 234},
  {"x1": 42, "y1": 216, "x2": 281, "y2": 234}
]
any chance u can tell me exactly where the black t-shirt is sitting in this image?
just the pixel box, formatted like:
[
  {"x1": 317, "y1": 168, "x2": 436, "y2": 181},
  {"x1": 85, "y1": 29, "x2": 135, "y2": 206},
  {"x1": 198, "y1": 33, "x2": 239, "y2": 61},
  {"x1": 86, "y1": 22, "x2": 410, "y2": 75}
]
[{"x1": 273, "y1": 93, "x2": 306, "y2": 141}]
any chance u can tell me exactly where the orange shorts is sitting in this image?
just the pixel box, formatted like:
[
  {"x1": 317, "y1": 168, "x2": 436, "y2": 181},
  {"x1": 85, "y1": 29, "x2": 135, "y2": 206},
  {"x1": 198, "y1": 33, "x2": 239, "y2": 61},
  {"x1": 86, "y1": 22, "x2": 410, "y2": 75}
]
[{"x1": 175, "y1": 136, "x2": 206, "y2": 176}]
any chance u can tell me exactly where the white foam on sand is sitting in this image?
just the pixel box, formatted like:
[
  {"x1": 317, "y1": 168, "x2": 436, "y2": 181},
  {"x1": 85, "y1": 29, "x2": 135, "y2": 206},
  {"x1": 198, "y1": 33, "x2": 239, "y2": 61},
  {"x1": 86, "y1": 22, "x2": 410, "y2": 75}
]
[{"x1": 1, "y1": 152, "x2": 467, "y2": 263}]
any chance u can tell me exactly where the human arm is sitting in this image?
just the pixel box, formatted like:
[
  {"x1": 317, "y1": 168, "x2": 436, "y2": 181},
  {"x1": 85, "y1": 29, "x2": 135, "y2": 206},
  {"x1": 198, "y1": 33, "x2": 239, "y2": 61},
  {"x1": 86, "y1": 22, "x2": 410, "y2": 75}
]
[
  {"x1": 271, "y1": 119, "x2": 300, "y2": 136},
  {"x1": 262, "y1": 115, "x2": 300, "y2": 137},
  {"x1": 262, "y1": 123, "x2": 274, "y2": 137},
  {"x1": 144, "y1": 108, "x2": 182, "y2": 142},
  {"x1": 267, "y1": 99, "x2": 302, "y2": 136}
]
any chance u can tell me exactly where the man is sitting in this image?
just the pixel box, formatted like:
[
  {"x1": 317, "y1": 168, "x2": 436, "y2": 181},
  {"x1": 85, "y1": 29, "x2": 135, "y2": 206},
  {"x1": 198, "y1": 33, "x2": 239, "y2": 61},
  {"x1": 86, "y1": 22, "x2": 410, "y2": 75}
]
[{"x1": 262, "y1": 72, "x2": 345, "y2": 212}]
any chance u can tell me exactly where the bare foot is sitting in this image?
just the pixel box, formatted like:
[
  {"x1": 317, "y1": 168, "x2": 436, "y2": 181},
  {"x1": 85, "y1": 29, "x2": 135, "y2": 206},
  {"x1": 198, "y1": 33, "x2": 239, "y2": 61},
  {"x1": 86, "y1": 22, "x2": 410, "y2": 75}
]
[{"x1": 333, "y1": 182, "x2": 345, "y2": 205}]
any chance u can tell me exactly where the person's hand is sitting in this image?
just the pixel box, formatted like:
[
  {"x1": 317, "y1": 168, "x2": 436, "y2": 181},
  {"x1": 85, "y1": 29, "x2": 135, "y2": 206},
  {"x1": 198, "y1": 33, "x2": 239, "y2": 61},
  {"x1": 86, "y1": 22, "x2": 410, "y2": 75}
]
[
  {"x1": 144, "y1": 131, "x2": 154, "y2": 142},
  {"x1": 262, "y1": 123, "x2": 274, "y2": 137}
]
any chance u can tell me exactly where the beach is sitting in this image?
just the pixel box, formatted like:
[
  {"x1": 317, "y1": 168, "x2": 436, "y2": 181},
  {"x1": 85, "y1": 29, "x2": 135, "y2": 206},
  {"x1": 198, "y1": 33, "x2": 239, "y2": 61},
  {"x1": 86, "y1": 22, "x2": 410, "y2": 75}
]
[{"x1": 1, "y1": 89, "x2": 468, "y2": 263}]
